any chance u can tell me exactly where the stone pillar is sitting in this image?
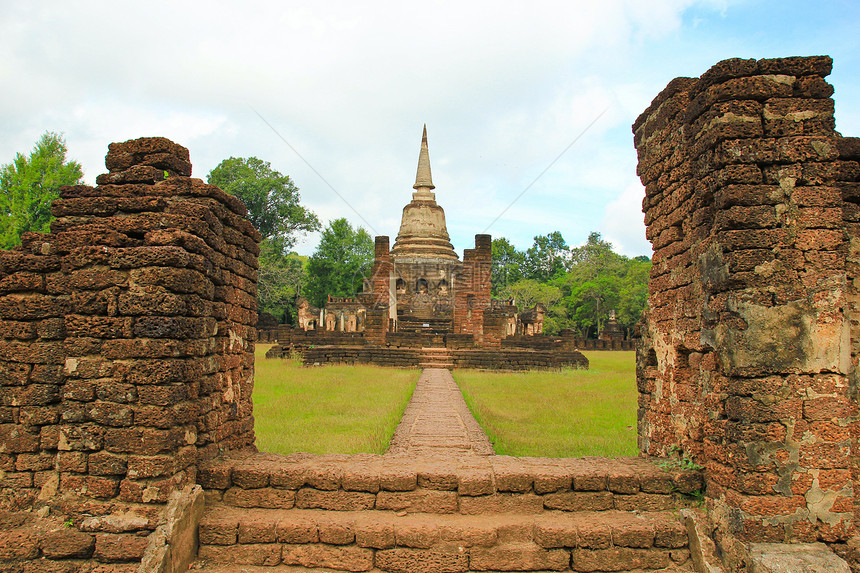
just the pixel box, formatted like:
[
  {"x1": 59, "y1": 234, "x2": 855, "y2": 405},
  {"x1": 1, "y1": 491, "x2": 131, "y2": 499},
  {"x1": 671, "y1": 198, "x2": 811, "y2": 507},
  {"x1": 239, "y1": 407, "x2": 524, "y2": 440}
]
[
  {"x1": 362, "y1": 236, "x2": 392, "y2": 344},
  {"x1": 635, "y1": 56, "x2": 860, "y2": 544},
  {"x1": 0, "y1": 137, "x2": 259, "y2": 563},
  {"x1": 454, "y1": 235, "x2": 492, "y2": 341}
]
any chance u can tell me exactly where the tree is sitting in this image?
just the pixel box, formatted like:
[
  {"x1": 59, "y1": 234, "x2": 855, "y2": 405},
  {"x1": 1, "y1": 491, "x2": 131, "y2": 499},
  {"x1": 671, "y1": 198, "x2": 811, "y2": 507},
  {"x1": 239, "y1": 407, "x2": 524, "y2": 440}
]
[
  {"x1": 558, "y1": 233, "x2": 650, "y2": 337},
  {"x1": 303, "y1": 218, "x2": 374, "y2": 308},
  {"x1": 615, "y1": 257, "x2": 651, "y2": 336},
  {"x1": 499, "y1": 278, "x2": 566, "y2": 334},
  {"x1": 0, "y1": 132, "x2": 84, "y2": 249},
  {"x1": 523, "y1": 231, "x2": 571, "y2": 283},
  {"x1": 207, "y1": 156, "x2": 319, "y2": 254},
  {"x1": 257, "y1": 241, "x2": 307, "y2": 323},
  {"x1": 491, "y1": 237, "x2": 525, "y2": 295}
]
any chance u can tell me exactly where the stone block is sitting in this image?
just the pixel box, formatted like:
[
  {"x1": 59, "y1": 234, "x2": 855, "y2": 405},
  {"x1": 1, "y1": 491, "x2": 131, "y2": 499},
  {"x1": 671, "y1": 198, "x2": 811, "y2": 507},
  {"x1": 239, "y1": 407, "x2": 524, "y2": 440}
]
[
  {"x1": 0, "y1": 527, "x2": 41, "y2": 561},
  {"x1": 460, "y1": 493, "x2": 544, "y2": 515},
  {"x1": 282, "y1": 543, "x2": 373, "y2": 571},
  {"x1": 198, "y1": 543, "x2": 281, "y2": 566},
  {"x1": 295, "y1": 488, "x2": 375, "y2": 511},
  {"x1": 470, "y1": 543, "x2": 569, "y2": 571},
  {"x1": 42, "y1": 528, "x2": 96, "y2": 559},
  {"x1": 534, "y1": 520, "x2": 578, "y2": 548},
  {"x1": 276, "y1": 514, "x2": 318, "y2": 543},
  {"x1": 238, "y1": 516, "x2": 277, "y2": 544},
  {"x1": 376, "y1": 489, "x2": 458, "y2": 513},
  {"x1": 198, "y1": 514, "x2": 237, "y2": 545},
  {"x1": 543, "y1": 491, "x2": 613, "y2": 512},
  {"x1": 224, "y1": 486, "x2": 296, "y2": 509},
  {"x1": 614, "y1": 493, "x2": 676, "y2": 512},
  {"x1": 94, "y1": 532, "x2": 151, "y2": 563},
  {"x1": 353, "y1": 518, "x2": 394, "y2": 549},
  {"x1": 571, "y1": 547, "x2": 672, "y2": 572},
  {"x1": 376, "y1": 547, "x2": 468, "y2": 573}
]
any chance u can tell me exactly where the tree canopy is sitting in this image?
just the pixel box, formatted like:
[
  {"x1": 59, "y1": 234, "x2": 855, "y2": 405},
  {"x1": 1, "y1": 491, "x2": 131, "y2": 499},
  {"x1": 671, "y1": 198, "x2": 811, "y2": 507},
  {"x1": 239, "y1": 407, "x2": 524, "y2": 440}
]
[
  {"x1": 0, "y1": 131, "x2": 84, "y2": 249},
  {"x1": 492, "y1": 232, "x2": 650, "y2": 337},
  {"x1": 257, "y1": 240, "x2": 306, "y2": 323},
  {"x1": 207, "y1": 156, "x2": 319, "y2": 254},
  {"x1": 303, "y1": 218, "x2": 374, "y2": 308}
]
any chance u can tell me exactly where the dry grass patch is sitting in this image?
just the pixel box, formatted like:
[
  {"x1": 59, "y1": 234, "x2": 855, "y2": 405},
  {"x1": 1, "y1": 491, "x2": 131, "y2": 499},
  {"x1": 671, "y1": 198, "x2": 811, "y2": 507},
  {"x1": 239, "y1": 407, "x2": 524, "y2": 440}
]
[
  {"x1": 253, "y1": 345, "x2": 418, "y2": 454},
  {"x1": 455, "y1": 351, "x2": 637, "y2": 457}
]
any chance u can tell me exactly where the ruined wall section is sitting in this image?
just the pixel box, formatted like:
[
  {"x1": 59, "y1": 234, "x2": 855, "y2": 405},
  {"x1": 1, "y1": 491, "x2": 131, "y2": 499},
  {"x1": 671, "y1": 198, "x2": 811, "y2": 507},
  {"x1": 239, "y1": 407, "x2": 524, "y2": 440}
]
[
  {"x1": 453, "y1": 234, "x2": 492, "y2": 341},
  {"x1": 0, "y1": 138, "x2": 258, "y2": 559},
  {"x1": 635, "y1": 56, "x2": 860, "y2": 543},
  {"x1": 360, "y1": 236, "x2": 393, "y2": 344}
]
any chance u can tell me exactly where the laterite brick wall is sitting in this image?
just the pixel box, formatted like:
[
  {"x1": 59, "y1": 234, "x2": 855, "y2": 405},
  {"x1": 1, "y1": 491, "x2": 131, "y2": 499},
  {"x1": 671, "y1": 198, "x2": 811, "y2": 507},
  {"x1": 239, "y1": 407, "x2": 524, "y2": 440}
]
[
  {"x1": 0, "y1": 137, "x2": 258, "y2": 564},
  {"x1": 634, "y1": 56, "x2": 860, "y2": 544}
]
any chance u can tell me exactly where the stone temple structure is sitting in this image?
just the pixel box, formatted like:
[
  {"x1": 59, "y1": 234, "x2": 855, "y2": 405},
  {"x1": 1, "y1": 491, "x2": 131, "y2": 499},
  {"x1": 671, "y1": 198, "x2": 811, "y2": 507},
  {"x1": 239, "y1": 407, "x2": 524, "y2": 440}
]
[
  {"x1": 278, "y1": 127, "x2": 591, "y2": 368},
  {"x1": 373, "y1": 126, "x2": 491, "y2": 337}
]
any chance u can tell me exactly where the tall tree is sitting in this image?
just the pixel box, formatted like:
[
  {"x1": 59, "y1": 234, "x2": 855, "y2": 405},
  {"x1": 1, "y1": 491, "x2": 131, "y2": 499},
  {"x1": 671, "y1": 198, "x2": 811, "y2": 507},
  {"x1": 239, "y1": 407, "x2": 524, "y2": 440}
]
[
  {"x1": 257, "y1": 241, "x2": 307, "y2": 323},
  {"x1": 491, "y1": 237, "x2": 525, "y2": 295},
  {"x1": 558, "y1": 233, "x2": 650, "y2": 337},
  {"x1": 303, "y1": 218, "x2": 374, "y2": 308},
  {"x1": 207, "y1": 156, "x2": 319, "y2": 254},
  {"x1": 523, "y1": 231, "x2": 570, "y2": 283},
  {"x1": 0, "y1": 132, "x2": 84, "y2": 249},
  {"x1": 499, "y1": 278, "x2": 566, "y2": 334}
]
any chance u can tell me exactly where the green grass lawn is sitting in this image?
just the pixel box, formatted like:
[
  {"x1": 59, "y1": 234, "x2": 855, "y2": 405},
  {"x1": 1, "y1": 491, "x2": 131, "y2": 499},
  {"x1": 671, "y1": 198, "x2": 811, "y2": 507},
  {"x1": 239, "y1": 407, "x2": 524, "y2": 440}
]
[
  {"x1": 252, "y1": 344, "x2": 418, "y2": 455},
  {"x1": 454, "y1": 351, "x2": 638, "y2": 457}
]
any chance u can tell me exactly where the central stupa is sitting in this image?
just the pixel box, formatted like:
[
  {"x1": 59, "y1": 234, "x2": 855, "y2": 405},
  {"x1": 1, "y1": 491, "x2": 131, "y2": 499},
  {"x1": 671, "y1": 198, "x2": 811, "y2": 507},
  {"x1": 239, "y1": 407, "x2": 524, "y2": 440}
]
[{"x1": 390, "y1": 126, "x2": 458, "y2": 261}]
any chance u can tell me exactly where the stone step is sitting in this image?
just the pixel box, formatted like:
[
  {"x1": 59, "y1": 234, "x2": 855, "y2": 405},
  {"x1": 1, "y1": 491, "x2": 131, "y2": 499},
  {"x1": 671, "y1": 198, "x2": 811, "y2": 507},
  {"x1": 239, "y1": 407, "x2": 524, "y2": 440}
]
[
  {"x1": 194, "y1": 506, "x2": 691, "y2": 572},
  {"x1": 198, "y1": 453, "x2": 702, "y2": 515},
  {"x1": 418, "y1": 362, "x2": 454, "y2": 369}
]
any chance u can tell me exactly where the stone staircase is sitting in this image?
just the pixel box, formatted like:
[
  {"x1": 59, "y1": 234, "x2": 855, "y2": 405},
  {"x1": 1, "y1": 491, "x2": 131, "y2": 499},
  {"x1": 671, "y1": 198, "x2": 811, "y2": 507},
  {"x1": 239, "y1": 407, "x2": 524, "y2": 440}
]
[
  {"x1": 418, "y1": 347, "x2": 453, "y2": 370},
  {"x1": 190, "y1": 452, "x2": 701, "y2": 572}
]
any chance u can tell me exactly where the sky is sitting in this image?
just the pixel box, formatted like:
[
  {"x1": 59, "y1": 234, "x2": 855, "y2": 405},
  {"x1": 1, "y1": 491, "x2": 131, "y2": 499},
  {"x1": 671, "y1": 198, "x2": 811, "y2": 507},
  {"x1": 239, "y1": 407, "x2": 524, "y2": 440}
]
[{"x1": 2, "y1": 0, "x2": 859, "y2": 258}]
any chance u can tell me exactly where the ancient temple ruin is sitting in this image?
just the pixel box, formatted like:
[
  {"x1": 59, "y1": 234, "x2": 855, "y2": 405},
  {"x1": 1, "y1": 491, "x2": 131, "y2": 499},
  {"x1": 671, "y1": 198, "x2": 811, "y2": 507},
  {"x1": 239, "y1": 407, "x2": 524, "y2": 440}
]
[{"x1": 272, "y1": 128, "x2": 593, "y2": 367}]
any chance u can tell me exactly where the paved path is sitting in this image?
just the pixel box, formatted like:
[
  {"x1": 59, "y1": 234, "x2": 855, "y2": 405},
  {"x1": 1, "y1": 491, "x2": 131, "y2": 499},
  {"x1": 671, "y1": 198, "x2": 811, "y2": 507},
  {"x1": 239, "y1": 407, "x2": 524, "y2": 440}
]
[{"x1": 386, "y1": 368, "x2": 494, "y2": 456}]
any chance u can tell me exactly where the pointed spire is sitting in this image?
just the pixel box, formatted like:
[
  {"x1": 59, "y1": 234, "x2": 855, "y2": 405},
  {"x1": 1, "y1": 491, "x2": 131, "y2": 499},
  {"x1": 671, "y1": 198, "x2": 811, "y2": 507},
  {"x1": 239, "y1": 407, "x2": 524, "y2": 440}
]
[{"x1": 413, "y1": 124, "x2": 435, "y2": 191}]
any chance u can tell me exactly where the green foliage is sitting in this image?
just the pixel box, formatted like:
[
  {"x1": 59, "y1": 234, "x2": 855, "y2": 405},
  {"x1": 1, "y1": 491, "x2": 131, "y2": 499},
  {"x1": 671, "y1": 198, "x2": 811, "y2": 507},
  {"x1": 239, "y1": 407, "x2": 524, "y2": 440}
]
[
  {"x1": 657, "y1": 445, "x2": 704, "y2": 471},
  {"x1": 257, "y1": 240, "x2": 306, "y2": 322},
  {"x1": 207, "y1": 156, "x2": 319, "y2": 254},
  {"x1": 491, "y1": 231, "x2": 650, "y2": 338},
  {"x1": 524, "y1": 231, "x2": 570, "y2": 283},
  {"x1": 0, "y1": 132, "x2": 84, "y2": 249},
  {"x1": 498, "y1": 278, "x2": 566, "y2": 334},
  {"x1": 491, "y1": 237, "x2": 525, "y2": 295},
  {"x1": 303, "y1": 218, "x2": 374, "y2": 308}
]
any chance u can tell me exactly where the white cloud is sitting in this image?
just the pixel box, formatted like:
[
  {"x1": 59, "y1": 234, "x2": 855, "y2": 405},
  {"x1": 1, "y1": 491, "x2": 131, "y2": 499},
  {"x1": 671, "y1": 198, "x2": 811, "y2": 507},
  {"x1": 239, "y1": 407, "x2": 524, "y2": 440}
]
[
  {"x1": 599, "y1": 179, "x2": 650, "y2": 257},
  {"x1": 1, "y1": 0, "x2": 857, "y2": 261}
]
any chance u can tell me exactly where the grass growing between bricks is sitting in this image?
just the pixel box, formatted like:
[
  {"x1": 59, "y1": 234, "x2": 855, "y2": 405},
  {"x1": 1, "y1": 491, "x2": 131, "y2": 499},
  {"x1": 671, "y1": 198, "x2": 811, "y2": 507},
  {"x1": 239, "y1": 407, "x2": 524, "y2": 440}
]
[
  {"x1": 455, "y1": 351, "x2": 638, "y2": 457},
  {"x1": 253, "y1": 345, "x2": 418, "y2": 455}
]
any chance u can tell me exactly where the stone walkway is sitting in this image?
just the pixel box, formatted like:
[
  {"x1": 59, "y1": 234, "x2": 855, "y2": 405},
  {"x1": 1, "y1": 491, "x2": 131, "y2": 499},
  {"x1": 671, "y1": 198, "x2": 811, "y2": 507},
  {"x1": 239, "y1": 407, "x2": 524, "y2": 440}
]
[{"x1": 386, "y1": 368, "x2": 494, "y2": 456}]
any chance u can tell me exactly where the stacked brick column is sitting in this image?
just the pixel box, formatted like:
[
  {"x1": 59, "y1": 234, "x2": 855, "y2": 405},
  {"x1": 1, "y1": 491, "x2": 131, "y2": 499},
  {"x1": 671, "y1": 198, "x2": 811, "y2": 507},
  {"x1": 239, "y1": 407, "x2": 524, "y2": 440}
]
[
  {"x1": 0, "y1": 137, "x2": 258, "y2": 563},
  {"x1": 634, "y1": 56, "x2": 860, "y2": 544},
  {"x1": 454, "y1": 234, "x2": 492, "y2": 341},
  {"x1": 360, "y1": 236, "x2": 392, "y2": 344}
]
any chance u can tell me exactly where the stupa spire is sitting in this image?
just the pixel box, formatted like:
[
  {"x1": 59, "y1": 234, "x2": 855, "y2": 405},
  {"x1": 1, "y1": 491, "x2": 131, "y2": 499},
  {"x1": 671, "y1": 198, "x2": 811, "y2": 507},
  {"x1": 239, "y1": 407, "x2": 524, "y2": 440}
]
[{"x1": 413, "y1": 125, "x2": 435, "y2": 191}]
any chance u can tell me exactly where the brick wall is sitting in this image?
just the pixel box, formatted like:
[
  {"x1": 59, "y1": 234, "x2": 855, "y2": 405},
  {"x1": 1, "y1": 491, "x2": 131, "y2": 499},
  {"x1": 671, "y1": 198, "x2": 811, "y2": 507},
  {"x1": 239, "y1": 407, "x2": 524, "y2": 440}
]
[
  {"x1": 453, "y1": 234, "x2": 492, "y2": 340},
  {"x1": 634, "y1": 56, "x2": 860, "y2": 544},
  {"x1": 0, "y1": 137, "x2": 258, "y2": 564},
  {"x1": 362, "y1": 236, "x2": 393, "y2": 344},
  {"x1": 298, "y1": 346, "x2": 588, "y2": 370}
]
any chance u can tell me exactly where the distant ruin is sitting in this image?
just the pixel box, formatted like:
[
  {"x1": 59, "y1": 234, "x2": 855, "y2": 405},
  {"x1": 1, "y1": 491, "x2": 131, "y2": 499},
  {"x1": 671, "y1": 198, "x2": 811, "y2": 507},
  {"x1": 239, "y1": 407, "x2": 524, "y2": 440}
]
[{"x1": 267, "y1": 127, "x2": 594, "y2": 369}]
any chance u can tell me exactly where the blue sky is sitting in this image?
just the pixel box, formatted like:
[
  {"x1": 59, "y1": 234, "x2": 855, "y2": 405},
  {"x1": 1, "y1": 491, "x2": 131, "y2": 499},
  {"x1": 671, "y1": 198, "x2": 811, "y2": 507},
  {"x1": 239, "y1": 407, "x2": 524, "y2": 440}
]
[{"x1": 1, "y1": 0, "x2": 858, "y2": 258}]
